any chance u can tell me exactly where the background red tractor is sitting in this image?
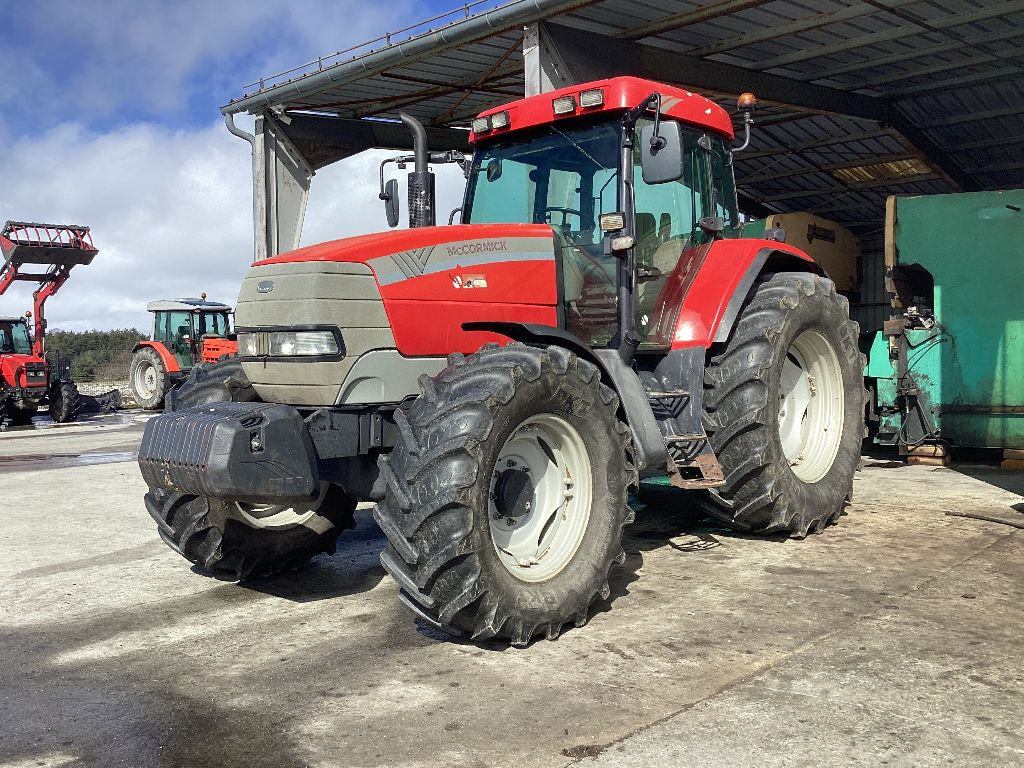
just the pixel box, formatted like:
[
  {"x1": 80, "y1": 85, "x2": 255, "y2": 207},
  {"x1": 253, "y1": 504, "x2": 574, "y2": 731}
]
[
  {"x1": 0, "y1": 221, "x2": 96, "y2": 425},
  {"x1": 128, "y1": 296, "x2": 237, "y2": 409}
]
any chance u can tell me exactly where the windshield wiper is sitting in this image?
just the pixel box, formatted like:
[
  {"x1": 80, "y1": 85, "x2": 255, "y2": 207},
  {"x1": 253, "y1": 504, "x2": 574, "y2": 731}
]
[{"x1": 549, "y1": 126, "x2": 609, "y2": 171}]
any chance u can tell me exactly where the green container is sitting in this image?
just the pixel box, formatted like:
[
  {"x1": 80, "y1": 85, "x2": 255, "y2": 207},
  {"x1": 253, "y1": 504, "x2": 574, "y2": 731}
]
[{"x1": 869, "y1": 189, "x2": 1024, "y2": 449}]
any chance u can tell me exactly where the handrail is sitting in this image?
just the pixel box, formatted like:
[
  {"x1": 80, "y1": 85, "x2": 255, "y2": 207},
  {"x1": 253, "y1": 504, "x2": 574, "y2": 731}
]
[{"x1": 237, "y1": 0, "x2": 509, "y2": 97}]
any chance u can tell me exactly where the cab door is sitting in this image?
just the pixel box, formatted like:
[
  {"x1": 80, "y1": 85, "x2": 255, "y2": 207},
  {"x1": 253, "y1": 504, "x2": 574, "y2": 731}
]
[
  {"x1": 154, "y1": 310, "x2": 195, "y2": 369},
  {"x1": 632, "y1": 123, "x2": 713, "y2": 348}
]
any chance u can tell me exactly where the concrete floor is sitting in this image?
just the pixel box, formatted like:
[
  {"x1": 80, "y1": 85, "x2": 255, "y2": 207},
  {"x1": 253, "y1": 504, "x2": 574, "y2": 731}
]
[{"x1": 1, "y1": 413, "x2": 1022, "y2": 768}]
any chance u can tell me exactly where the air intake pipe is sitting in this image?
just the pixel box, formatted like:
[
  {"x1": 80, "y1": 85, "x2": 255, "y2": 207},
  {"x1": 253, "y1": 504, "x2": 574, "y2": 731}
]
[{"x1": 399, "y1": 112, "x2": 435, "y2": 228}]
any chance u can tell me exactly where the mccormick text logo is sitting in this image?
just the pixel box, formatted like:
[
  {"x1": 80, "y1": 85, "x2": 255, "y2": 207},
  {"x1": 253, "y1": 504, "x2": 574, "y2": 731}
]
[{"x1": 446, "y1": 240, "x2": 509, "y2": 258}]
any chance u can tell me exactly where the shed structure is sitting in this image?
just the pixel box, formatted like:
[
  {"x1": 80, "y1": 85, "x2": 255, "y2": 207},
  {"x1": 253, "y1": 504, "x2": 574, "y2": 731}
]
[{"x1": 221, "y1": 0, "x2": 1024, "y2": 330}]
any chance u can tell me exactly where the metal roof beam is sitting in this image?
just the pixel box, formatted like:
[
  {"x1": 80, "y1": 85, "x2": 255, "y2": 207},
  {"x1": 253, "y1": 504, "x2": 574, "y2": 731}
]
[
  {"x1": 617, "y1": 0, "x2": 770, "y2": 41},
  {"x1": 737, "y1": 152, "x2": 921, "y2": 184},
  {"x1": 222, "y1": 0, "x2": 596, "y2": 114},
  {"x1": 538, "y1": 22, "x2": 885, "y2": 121},
  {"x1": 889, "y1": 66, "x2": 1024, "y2": 99},
  {"x1": 278, "y1": 113, "x2": 470, "y2": 170},
  {"x1": 682, "y1": 0, "x2": 917, "y2": 59},
  {"x1": 755, "y1": 2, "x2": 1024, "y2": 72},
  {"x1": 755, "y1": 175, "x2": 938, "y2": 202},
  {"x1": 940, "y1": 133, "x2": 1024, "y2": 153},
  {"x1": 859, "y1": 53, "x2": 1020, "y2": 89},
  {"x1": 921, "y1": 106, "x2": 1023, "y2": 128},
  {"x1": 739, "y1": 128, "x2": 897, "y2": 159}
]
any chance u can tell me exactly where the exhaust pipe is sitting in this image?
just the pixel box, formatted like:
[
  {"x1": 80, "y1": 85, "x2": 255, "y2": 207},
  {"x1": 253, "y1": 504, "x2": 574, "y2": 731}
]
[{"x1": 399, "y1": 112, "x2": 435, "y2": 228}]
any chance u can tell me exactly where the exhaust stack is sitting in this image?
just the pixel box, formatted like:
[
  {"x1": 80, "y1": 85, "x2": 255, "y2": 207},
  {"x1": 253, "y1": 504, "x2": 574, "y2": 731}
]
[{"x1": 399, "y1": 112, "x2": 435, "y2": 228}]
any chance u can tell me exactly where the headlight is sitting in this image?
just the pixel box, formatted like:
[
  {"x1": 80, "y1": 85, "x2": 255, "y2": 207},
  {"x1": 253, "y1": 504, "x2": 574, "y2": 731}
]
[
  {"x1": 270, "y1": 330, "x2": 338, "y2": 356},
  {"x1": 237, "y1": 332, "x2": 259, "y2": 356},
  {"x1": 237, "y1": 329, "x2": 340, "y2": 357}
]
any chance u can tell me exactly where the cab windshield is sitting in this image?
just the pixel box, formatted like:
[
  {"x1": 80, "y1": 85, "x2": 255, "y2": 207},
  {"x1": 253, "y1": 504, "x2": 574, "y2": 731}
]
[
  {"x1": 465, "y1": 120, "x2": 622, "y2": 346},
  {"x1": 0, "y1": 321, "x2": 33, "y2": 355},
  {"x1": 464, "y1": 114, "x2": 737, "y2": 349}
]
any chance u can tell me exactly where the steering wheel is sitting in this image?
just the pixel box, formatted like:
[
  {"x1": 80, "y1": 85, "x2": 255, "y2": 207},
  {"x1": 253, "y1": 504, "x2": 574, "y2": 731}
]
[{"x1": 540, "y1": 206, "x2": 585, "y2": 229}]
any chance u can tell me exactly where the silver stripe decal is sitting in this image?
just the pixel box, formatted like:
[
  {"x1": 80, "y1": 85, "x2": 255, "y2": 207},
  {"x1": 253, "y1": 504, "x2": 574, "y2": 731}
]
[
  {"x1": 372, "y1": 250, "x2": 553, "y2": 285},
  {"x1": 369, "y1": 236, "x2": 554, "y2": 286}
]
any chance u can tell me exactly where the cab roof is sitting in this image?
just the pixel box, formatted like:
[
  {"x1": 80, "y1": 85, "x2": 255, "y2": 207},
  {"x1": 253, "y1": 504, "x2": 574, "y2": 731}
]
[
  {"x1": 146, "y1": 298, "x2": 232, "y2": 312},
  {"x1": 470, "y1": 76, "x2": 734, "y2": 144}
]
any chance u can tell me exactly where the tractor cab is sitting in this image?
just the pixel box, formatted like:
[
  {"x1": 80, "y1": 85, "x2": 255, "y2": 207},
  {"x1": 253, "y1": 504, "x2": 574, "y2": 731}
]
[
  {"x1": 0, "y1": 316, "x2": 33, "y2": 356},
  {"x1": 146, "y1": 298, "x2": 233, "y2": 370},
  {"x1": 463, "y1": 79, "x2": 741, "y2": 352}
]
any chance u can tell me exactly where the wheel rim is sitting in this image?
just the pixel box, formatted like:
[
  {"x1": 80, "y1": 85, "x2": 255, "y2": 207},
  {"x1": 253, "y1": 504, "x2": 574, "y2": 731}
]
[
  {"x1": 488, "y1": 413, "x2": 593, "y2": 583},
  {"x1": 134, "y1": 360, "x2": 157, "y2": 398},
  {"x1": 778, "y1": 329, "x2": 846, "y2": 483},
  {"x1": 234, "y1": 484, "x2": 327, "y2": 530}
]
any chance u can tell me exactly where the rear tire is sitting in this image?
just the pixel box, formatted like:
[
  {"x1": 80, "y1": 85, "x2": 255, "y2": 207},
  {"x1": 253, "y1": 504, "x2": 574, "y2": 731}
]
[
  {"x1": 130, "y1": 347, "x2": 168, "y2": 410},
  {"x1": 702, "y1": 272, "x2": 865, "y2": 537},
  {"x1": 374, "y1": 343, "x2": 636, "y2": 646},
  {"x1": 48, "y1": 381, "x2": 80, "y2": 423},
  {"x1": 144, "y1": 356, "x2": 355, "y2": 578}
]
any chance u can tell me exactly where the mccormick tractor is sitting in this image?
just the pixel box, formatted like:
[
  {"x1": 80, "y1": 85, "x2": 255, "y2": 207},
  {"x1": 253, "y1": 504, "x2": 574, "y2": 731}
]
[
  {"x1": 138, "y1": 77, "x2": 864, "y2": 646},
  {"x1": 128, "y1": 296, "x2": 238, "y2": 409},
  {"x1": 0, "y1": 221, "x2": 95, "y2": 424}
]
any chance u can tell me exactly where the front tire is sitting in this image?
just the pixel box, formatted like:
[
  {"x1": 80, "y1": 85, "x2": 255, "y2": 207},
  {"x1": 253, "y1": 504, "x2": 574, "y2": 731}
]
[
  {"x1": 375, "y1": 343, "x2": 636, "y2": 646},
  {"x1": 702, "y1": 272, "x2": 865, "y2": 537},
  {"x1": 144, "y1": 355, "x2": 355, "y2": 579},
  {"x1": 165, "y1": 357, "x2": 255, "y2": 411},
  {"x1": 48, "y1": 381, "x2": 80, "y2": 423},
  {"x1": 130, "y1": 347, "x2": 168, "y2": 410},
  {"x1": 145, "y1": 485, "x2": 357, "y2": 579}
]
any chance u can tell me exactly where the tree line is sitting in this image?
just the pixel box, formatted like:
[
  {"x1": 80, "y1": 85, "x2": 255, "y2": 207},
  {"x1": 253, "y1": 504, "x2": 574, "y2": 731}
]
[{"x1": 45, "y1": 329, "x2": 145, "y2": 381}]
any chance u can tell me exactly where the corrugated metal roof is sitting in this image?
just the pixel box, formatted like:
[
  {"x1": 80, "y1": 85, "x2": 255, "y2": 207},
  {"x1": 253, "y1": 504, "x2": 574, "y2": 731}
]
[{"x1": 224, "y1": 0, "x2": 1024, "y2": 239}]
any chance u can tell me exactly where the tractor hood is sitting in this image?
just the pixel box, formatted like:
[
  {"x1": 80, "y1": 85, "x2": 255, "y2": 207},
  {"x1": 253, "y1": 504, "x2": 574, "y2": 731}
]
[
  {"x1": 236, "y1": 223, "x2": 561, "y2": 405},
  {"x1": 256, "y1": 223, "x2": 556, "y2": 284}
]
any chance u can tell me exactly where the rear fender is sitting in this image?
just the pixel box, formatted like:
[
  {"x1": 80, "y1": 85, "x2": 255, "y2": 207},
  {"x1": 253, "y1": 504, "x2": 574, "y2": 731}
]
[
  {"x1": 462, "y1": 322, "x2": 667, "y2": 471},
  {"x1": 669, "y1": 239, "x2": 822, "y2": 349},
  {"x1": 133, "y1": 340, "x2": 180, "y2": 373}
]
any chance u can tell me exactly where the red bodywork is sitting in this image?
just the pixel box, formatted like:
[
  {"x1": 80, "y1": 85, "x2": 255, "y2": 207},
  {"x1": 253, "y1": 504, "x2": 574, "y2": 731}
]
[
  {"x1": 0, "y1": 223, "x2": 97, "y2": 358},
  {"x1": 201, "y1": 337, "x2": 238, "y2": 363},
  {"x1": 257, "y1": 226, "x2": 813, "y2": 355},
  {"x1": 0, "y1": 351, "x2": 47, "y2": 393},
  {"x1": 255, "y1": 76, "x2": 814, "y2": 357},
  {"x1": 135, "y1": 340, "x2": 181, "y2": 374},
  {"x1": 261, "y1": 224, "x2": 559, "y2": 356},
  {"x1": 134, "y1": 337, "x2": 239, "y2": 374},
  {"x1": 471, "y1": 76, "x2": 734, "y2": 144}
]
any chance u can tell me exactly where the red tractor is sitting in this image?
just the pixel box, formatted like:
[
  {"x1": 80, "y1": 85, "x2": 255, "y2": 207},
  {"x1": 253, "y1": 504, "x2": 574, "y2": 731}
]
[
  {"x1": 0, "y1": 221, "x2": 95, "y2": 425},
  {"x1": 128, "y1": 296, "x2": 238, "y2": 409},
  {"x1": 138, "y1": 77, "x2": 864, "y2": 646}
]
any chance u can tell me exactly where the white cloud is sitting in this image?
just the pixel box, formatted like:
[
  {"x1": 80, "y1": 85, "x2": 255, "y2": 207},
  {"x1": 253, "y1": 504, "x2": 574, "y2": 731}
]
[{"x1": 0, "y1": 120, "x2": 467, "y2": 332}]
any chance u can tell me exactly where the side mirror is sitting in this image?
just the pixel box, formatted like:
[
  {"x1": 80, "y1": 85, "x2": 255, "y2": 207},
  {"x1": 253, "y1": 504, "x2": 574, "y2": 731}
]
[
  {"x1": 486, "y1": 158, "x2": 502, "y2": 183},
  {"x1": 639, "y1": 120, "x2": 685, "y2": 184},
  {"x1": 383, "y1": 178, "x2": 399, "y2": 228}
]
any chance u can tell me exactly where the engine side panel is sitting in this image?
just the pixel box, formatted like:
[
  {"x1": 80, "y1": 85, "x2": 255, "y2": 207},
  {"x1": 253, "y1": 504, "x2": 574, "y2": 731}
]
[{"x1": 370, "y1": 233, "x2": 559, "y2": 357}]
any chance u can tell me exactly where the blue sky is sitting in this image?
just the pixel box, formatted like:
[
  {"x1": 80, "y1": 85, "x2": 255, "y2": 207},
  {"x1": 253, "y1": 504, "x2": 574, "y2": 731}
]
[{"x1": 0, "y1": 0, "x2": 488, "y2": 330}]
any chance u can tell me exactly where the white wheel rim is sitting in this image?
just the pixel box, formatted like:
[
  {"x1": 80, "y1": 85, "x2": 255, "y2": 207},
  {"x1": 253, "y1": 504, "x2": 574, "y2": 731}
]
[
  {"x1": 134, "y1": 360, "x2": 157, "y2": 397},
  {"x1": 778, "y1": 329, "x2": 845, "y2": 483},
  {"x1": 488, "y1": 413, "x2": 593, "y2": 583},
  {"x1": 234, "y1": 484, "x2": 327, "y2": 530}
]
